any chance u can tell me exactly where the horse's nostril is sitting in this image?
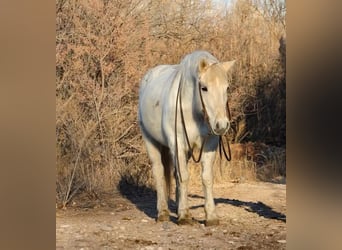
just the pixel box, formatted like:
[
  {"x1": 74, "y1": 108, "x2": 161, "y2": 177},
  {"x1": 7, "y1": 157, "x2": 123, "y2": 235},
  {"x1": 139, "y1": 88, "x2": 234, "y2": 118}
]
[
  {"x1": 217, "y1": 121, "x2": 228, "y2": 128},
  {"x1": 214, "y1": 120, "x2": 230, "y2": 135}
]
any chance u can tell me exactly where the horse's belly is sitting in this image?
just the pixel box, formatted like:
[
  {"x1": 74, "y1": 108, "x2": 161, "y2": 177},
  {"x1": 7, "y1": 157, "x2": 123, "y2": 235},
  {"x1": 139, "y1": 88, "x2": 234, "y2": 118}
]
[
  {"x1": 139, "y1": 65, "x2": 177, "y2": 146},
  {"x1": 139, "y1": 88, "x2": 168, "y2": 145},
  {"x1": 140, "y1": 105, "x2": 166, "y2": 144}
]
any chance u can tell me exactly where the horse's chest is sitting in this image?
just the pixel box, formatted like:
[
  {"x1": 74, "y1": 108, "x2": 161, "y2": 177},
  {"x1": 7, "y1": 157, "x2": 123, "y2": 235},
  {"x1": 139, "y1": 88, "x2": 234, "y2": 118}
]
[{"x1": 184, "y1": 124, "x2": 204, "y2": 148}]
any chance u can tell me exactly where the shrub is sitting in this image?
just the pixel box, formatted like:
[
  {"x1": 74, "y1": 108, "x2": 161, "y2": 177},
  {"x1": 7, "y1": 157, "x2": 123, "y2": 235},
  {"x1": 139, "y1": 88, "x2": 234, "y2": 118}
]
[{"x1": 56, "y1": 0, "x2": 286, "y2": 206}]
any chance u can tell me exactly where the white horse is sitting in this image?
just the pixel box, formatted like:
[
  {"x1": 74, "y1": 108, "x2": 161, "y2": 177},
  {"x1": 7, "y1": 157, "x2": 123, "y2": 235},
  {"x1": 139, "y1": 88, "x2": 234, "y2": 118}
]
[{"x1": 138, "y1": 50, "x2": 235, "y2": 226}]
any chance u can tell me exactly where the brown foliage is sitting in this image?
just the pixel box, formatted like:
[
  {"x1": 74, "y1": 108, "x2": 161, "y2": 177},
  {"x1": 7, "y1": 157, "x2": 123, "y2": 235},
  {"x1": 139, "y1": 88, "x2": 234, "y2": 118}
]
[{"x1": 56, "y1": 0, "x2": 286, "y2": 206}]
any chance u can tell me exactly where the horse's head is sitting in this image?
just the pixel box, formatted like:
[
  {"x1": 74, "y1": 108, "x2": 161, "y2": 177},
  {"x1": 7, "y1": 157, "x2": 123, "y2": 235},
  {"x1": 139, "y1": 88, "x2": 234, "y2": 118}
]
[{"x1": 198, "y1": 58, "x2": 236, "y2": 135}]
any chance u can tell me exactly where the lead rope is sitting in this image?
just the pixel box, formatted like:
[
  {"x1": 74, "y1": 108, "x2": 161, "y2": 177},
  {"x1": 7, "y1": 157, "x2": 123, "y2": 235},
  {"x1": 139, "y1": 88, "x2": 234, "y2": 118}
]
[
  {"x1": 174, "y1": 76, "x2": 183, "y2": 183},
  {"x1": 175, "y1": 76, "x2": 209, "y2": 183},
  {"x1": 179, "y1": 79, "x2": 207, "y2": 163},
  {"x1": 220, "y1": 99, "x2": 232, "y2": 162},
  {"x1": 218, "y1": 100, "x2": 232, "y2": 176}
]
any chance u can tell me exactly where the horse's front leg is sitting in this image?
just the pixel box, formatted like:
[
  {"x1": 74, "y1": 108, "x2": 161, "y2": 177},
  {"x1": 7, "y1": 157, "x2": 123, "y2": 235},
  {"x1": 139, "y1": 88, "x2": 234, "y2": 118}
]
[
  {"x1": 201, "y1": 137, "x2": 220, "y2": 226},
  {"x1": 173, "y1": 148, "x2": 193, "y2": 225}
]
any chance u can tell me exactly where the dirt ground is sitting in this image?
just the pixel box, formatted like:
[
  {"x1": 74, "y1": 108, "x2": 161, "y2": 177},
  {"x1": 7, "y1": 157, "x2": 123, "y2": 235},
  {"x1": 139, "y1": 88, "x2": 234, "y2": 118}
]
[{"x1": 56, "y1": 181, "x2": 286, "y2": 249}]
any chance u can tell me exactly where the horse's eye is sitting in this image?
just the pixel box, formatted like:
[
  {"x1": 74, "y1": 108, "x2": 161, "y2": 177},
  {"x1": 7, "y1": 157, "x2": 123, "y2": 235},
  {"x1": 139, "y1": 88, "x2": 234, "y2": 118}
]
[{"x1": 201, "y1": 86, "x2": 208, "y2": 92}]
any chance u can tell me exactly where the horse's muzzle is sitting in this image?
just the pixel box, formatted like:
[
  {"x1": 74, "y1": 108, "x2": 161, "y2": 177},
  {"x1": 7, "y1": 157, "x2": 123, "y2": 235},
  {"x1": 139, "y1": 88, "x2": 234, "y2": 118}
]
[{"x1": 213, "y1": 119, "x2": 230, "y2": 135}]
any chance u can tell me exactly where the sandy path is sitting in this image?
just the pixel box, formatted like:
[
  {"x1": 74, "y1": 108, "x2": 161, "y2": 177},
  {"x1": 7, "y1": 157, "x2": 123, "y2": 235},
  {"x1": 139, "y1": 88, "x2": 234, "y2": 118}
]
[{"x1": 56, "y1": 182, "x2": 286, "y2": 249}]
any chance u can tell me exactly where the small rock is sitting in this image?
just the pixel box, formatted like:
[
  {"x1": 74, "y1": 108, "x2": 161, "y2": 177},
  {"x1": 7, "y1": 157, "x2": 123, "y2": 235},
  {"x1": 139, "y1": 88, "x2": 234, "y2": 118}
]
[
  {"x1": 162, "y1": 222, "x2": 170, "y2": 230},
  {"x1": 223, "y1": 229, "x2": 228, "y2": 234},
  {"x1": 144, "y1": 246, "x2": 155, "y2": 250},
  {"x1": 277, "y1": 239, "x2": 286, "y2": 244},
  {"x1": 141, "y1": 219, "x2": 148, "y2": 223},
  {"x1": 100, "y1": 225, "x2": 112, "y2": 231}
]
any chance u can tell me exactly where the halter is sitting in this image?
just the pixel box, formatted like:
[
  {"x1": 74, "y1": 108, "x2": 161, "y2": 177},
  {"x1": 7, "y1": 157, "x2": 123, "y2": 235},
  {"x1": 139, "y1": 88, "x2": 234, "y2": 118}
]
[{"x1": 174, "y1": 74, "x2": 232, "y2": 182}]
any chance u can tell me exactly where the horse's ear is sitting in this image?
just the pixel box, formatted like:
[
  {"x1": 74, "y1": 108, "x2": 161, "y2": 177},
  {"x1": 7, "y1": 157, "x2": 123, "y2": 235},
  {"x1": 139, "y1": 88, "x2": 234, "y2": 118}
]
[
  {"x1": 199, "y1": 59, "x2": 210, "y2": 74},
  {"x1": 220, "y1": 60, "x2": 236, "y2": 73}
]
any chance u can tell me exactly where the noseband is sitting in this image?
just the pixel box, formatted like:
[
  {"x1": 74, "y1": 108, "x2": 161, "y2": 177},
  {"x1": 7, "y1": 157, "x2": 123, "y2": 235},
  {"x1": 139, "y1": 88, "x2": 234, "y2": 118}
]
[{"x1": 174, "y1": 74, "x2": 232, "y2": 182}]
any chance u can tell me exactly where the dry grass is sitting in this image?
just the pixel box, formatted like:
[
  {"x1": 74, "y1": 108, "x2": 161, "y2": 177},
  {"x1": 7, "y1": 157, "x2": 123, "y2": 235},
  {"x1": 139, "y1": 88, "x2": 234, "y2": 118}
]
[
  {"x1": 56, "y1": 0, "x2": 286, "y2": 206},
  {"x1": 187, "y1": 142, "x2": 285, "y2": 186}
]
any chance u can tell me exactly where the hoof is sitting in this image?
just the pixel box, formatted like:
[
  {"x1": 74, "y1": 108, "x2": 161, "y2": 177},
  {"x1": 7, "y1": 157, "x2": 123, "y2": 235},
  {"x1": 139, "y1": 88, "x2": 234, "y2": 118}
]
[
  {"x1": 178, "y1": 218, "x2": 195, "y2": 225},
  {"x1": 205, "y1": 219, "x2": 219, "y2": 226},
  {"x1": 178, "y1": 214, "x2": 195, "y2": 225},
  {"x1": 157, "y1": 211, "x2": 170, "y2": 222}
]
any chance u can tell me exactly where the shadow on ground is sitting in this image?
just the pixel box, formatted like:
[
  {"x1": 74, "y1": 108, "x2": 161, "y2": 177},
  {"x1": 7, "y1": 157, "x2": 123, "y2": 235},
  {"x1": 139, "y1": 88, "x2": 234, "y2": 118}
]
[
  {"x1": 189, "y1": 194, "x2": 286, "y2": 222},
  {"x1": 118, "y1": 178, "x2": 177, "y2": 223},
  {"x1": 118, "y1": 177, "x2": 285, "y2": 223}
]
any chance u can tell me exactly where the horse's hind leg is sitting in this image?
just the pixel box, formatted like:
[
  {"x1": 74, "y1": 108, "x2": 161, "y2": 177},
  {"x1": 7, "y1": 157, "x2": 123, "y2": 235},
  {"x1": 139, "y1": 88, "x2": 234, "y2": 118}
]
[
  {"x1": 141, "y1": 132, "x2": 170, "y2": 222},
  {"x1": 160, "y1": 146, "x2": 172, "y2": 209}
]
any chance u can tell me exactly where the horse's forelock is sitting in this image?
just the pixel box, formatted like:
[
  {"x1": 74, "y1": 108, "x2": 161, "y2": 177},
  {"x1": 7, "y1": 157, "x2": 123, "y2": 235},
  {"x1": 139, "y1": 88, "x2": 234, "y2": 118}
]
[{"x1": 180, "y1": 51, "x2": 219, "y2": 83}]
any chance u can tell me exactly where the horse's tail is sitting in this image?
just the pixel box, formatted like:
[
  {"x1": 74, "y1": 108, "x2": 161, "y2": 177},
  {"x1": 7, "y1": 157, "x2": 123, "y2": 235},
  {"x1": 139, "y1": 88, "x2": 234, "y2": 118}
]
[{"x1": 161, "y1": 146, "x2": 173, "y2": 200}]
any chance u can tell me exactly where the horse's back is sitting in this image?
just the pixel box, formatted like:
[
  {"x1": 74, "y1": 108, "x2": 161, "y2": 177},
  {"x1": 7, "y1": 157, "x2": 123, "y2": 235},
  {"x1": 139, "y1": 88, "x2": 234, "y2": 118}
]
[{"x1": 139, "y1": 50, "x2": 217, "y2": 146}]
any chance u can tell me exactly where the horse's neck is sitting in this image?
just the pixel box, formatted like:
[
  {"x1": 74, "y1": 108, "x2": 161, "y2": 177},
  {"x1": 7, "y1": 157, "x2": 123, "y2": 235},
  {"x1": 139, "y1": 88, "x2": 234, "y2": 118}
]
[
  {"x1": 179, "y1": 70, "x2": 207, "y2": 138},
  {"x1": 180, "y1": 70, "x2": 201, "y2": 115}
]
